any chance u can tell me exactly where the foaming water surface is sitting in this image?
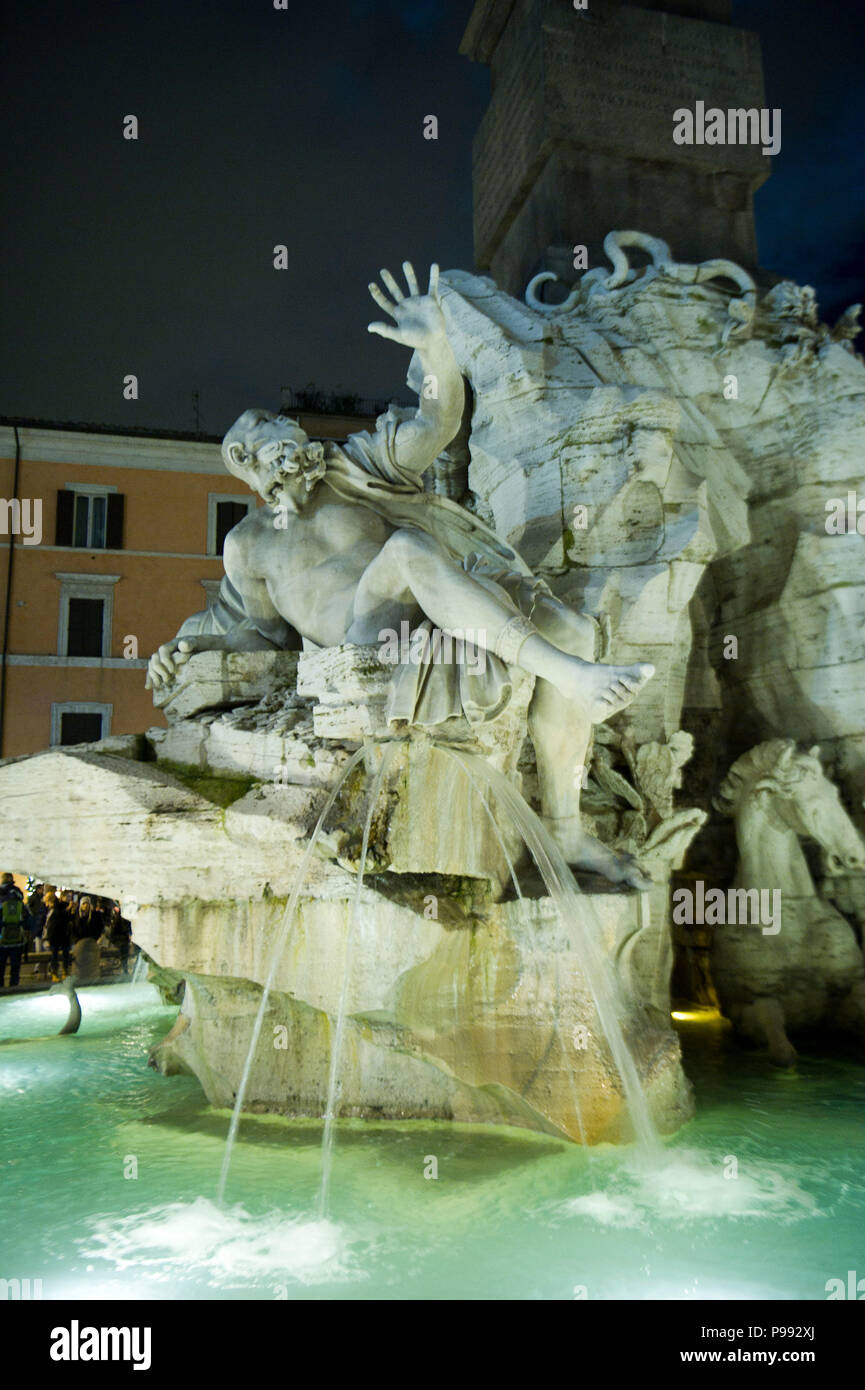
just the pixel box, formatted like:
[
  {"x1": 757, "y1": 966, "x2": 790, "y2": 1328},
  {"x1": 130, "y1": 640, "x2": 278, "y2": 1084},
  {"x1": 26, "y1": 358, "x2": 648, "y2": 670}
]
[{"x1": 1, "y1": 985, "x2": 863, "y2": 1300}]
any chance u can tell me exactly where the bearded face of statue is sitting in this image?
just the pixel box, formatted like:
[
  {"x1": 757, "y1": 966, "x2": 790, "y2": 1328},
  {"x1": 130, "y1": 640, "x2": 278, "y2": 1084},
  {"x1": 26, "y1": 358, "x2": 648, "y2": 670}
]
[{"x1": 222, "y1": 409, "x2": 327, "y2": 512}]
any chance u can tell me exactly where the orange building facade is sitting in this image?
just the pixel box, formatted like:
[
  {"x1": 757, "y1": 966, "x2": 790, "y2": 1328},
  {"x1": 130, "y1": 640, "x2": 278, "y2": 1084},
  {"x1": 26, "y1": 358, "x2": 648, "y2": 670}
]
[{"x1": 0, "y1": 414, "x2": 372, "y2": 759}]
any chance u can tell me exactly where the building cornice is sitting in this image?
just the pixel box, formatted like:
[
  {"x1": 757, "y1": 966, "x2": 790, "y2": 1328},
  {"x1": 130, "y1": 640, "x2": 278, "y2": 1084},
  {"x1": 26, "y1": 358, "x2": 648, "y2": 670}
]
[
  {"x1": 0, "y1": 426, "x2": 225, "y2": 475},
  {"x1": 0, "y1": 543, "x2": 227, "y2": 560},
  {"x1": 6, "y1": 655, "x2": 148, "y2": 669}
]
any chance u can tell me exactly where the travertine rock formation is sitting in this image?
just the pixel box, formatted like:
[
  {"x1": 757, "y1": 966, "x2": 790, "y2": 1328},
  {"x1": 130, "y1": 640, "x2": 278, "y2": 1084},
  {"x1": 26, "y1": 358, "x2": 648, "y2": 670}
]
[
  {"x1": 438, "y1": 232, "x2": 864, "y2": 839},
  {"x1": 431, "y1": 242, "x2": 754, "y2": 751},
  {"x1": 0, "y1": 647, "x2": 693, "y2": 1143}
]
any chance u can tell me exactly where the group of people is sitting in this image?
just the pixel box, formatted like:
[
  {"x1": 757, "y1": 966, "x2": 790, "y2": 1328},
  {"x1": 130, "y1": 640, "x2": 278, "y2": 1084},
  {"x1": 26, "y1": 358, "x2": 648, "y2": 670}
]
[{"x1": 0, "y1": 874, "x2": 133, "y2": 988}]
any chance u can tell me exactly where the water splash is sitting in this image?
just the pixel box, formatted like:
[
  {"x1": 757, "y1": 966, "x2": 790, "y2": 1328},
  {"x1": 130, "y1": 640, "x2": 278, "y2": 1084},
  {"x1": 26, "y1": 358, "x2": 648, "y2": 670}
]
[
  {"x1": 83, "y1": 1197, "x2": 364, "y2": 1287},
  {"x1": 559, "y1": 1147, "x2": 819, "y2": 1226},
  {"x1": 444, "y1": 749, "x2": 659, "y2": 1153},
  {"x1": 130, "y1": 952, "x2": 147, "y2": 987},
  {"x1": 217, "y1": 744, "x2": 369, "y2": 1205},
  {"x1": 318, "y1": 742, "x2": 398, "y2": 1216}
]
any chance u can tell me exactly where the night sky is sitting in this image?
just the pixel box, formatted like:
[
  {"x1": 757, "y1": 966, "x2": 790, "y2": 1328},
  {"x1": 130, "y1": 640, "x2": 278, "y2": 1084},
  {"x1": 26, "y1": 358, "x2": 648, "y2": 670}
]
[{"x1": 1, "y1": 0, "x2": 863, "y2": 436}]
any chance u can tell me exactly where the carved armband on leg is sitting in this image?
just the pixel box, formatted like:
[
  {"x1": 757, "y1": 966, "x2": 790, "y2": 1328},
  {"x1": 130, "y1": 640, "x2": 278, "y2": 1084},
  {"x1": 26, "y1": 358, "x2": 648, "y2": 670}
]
[{"x1": 493, "y1": 615, "x2": 538, "y2": 666}]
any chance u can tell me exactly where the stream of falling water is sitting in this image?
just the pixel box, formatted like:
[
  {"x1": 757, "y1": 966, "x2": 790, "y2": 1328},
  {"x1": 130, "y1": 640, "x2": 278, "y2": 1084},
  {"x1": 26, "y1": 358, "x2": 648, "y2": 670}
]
[
  {"x1": 219, "y1": 734, "x2": 657, "y2": 1205},
  {"x1": 217, "y1": 744, "x2": 369, "y2": 1205},
  {"x1": 317, "y1": 742, "x2": 398, "y2": 1218},
  {"x1": 445, "y1": 748, "x2": 660, "y2": 1154},
  {"x1": 442, "y1": 745, "x2": 592, "y2": 1153}
]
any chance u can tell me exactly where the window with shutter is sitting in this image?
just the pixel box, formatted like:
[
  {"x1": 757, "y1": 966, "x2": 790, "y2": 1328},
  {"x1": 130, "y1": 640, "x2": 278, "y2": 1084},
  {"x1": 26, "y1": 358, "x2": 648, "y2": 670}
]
[
  {"x1": 105, "y1": 494, "x2": 124, "y2": 549},
  {"x1": 55, "y1": 489, "x2": 75, "y2": 546},
  {"x1": 66, "y1": 597, "x2": 105, "y2": 657},
  {"x1": 59, "y1": 711, "x2": 104, "y2": 745},
  {"x1": 72, "y1": 493, "x2": 107, "y2": 547},
  {"x1": 58, "y1": 489, "x2": 123, "y2": 548},
  {"x1": 50, "y1": 700, "x2": 112, "y2": 746},
  {"x1": 215, "y1": 500, "x2": 250, "y2": 554}
]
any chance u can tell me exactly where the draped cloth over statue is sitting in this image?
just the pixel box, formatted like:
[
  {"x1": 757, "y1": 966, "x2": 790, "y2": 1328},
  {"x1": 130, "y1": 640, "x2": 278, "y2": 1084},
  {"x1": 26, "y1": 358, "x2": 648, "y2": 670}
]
[{"x1": 181, "y1": 407, "x2": 548, "y2": 726}]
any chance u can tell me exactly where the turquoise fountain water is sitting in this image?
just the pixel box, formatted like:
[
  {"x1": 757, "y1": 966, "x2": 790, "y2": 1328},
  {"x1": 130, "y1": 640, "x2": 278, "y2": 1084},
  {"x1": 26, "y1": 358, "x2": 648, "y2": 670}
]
[
  {"x1": 2, "y1": 980, "x2": 862, "y2": 1299},
  {"x1": 5, "y1": 739, "x2": 862, "y2": 1298}
]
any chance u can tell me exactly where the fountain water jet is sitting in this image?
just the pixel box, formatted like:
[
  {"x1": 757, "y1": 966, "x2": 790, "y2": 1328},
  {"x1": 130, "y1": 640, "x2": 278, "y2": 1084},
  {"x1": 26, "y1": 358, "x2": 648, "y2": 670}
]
[
  {"x1": 441, "y1": 745, "x2": 593, "y2": 1153},
  {"x1": 317, "y1": 741, "x2": 399, "y2": 1217},
  {"x1": 443, "y1": 748, "x2": 660, "y2": 1154},
  {"x1": 217, "y1": 743, "x2": 369, "y2": 1205}
]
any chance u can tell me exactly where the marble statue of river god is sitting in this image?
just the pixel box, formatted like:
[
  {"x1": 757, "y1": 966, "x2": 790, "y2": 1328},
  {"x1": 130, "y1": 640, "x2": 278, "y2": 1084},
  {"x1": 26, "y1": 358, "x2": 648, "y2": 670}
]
[{"x1": 146, "y1": 263, "x2": 655, "y2": 889}]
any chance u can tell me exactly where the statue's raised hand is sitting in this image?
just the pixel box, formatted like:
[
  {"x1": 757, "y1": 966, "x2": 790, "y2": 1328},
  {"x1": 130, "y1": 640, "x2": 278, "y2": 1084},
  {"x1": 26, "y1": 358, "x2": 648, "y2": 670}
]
[{"x1": 367, "y1": 262, "x2": 445, "y2": 353}]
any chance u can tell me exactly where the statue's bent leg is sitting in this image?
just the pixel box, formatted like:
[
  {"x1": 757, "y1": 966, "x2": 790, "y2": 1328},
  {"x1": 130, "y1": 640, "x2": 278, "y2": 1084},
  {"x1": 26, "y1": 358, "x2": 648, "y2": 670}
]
[
  {"x1": 529, "y1": 596, "x2": 651, "y2": 890},
  {"x1": 348, "y1": 527, "x2": 526, "y2": 644},
  {"x1": 349, "y1": 529, "x2": 653, "y2": 723},
  {"x1": 529, "y1": 600, "x2": 593, "y2": 825}
]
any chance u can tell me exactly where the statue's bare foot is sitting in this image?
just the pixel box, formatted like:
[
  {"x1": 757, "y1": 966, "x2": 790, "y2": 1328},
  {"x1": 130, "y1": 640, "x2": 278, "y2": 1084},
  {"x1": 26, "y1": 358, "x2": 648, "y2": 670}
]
[
  {"x1": 545, "y1": 821, "x2": 652, "y2": 891},
  {"x1": 554, "y1": 658, "x2": 655, "y2": 724}
]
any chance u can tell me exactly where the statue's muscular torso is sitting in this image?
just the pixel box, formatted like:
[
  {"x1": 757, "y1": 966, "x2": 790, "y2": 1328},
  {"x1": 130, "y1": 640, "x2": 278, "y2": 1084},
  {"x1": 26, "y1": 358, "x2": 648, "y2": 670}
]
[{"x1": 223, "y1": 479, "x2": 396, "y2": 648}]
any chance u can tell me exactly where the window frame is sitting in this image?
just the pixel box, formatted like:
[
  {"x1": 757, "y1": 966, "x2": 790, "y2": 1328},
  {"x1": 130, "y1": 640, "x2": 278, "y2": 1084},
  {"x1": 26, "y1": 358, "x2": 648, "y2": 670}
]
[
  {"x1": 50, "y1": 701, "x2": 113, "y2": 747},
  {"x1": 76, "y1": 493, "x2": 106, "y2": 548},
  {"x1": 207, "y1": 493, "x2": 254, "y2": 556},
  {"x1": 55, "y1": 572, "x2": 120, "y2": 659},
  {"x1": 62, "y1": 482, "x2": 118, "y2": 551},
  {"x1": 65, "y1": 595, "x2": 106, "y2": 658}
]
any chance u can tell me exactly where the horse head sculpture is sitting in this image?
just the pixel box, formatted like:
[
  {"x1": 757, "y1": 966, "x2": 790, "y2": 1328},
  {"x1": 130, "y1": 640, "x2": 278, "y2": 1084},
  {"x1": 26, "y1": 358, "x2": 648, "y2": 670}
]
[
  {"x1": 712, "y1": 739, "x2": 865, "y2": 1067},
  {"x1": 715, "y1": 739, "x2": 865, "y2": 879}
]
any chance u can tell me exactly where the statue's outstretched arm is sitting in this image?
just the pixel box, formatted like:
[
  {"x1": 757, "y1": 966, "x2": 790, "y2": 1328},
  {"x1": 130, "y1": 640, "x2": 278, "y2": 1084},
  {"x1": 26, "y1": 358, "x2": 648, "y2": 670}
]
[{"x1": 367, "y1": 262, "x2": 464, "y2": 480}]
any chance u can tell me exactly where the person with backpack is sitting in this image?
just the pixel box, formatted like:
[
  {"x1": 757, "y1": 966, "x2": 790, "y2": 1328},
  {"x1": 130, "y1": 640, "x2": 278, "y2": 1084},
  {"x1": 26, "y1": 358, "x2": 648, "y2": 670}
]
[{"x1": 0, "y1": 872, "x2": 30, "y2": 987}]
